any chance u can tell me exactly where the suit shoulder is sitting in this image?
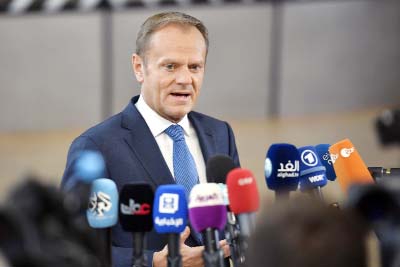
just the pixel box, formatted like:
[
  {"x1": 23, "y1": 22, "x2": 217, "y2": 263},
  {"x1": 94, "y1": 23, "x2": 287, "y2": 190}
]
[{"x1": 78, "y1": 112, "x2": 125, "y2": 142}]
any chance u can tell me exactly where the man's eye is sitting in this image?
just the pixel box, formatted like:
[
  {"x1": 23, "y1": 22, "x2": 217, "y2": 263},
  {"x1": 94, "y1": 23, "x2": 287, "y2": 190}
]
[
  {"x1": 190, "y1": 65, "x2": 202, "y2": 72},
  {"x1": 165, "y1": 64, "x2": 175, "y2": 70}
]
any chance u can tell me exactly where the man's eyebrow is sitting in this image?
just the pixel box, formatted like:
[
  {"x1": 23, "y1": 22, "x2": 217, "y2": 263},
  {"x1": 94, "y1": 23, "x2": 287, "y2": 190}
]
[
  {"x1": 190, "y1": 60, "x2": 205, "y2": 65},
  {"x1": 158, "y1": 58, "x2": 205, "y2": 65},
  {"x1": 159, "y1": 58, "x2": 176, "y2": 63}
]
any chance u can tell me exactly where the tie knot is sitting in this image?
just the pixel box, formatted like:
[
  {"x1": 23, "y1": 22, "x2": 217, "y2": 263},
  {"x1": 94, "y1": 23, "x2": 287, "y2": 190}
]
[{"x1": 165, "y1": 124, "x2": 185, "y2": 142}]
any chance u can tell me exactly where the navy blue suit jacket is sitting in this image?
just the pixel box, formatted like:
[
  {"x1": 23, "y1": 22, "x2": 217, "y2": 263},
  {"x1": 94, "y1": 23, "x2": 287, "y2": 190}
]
[{"x1": 61, "y1": 95, "x2": 240, "y2": 267}]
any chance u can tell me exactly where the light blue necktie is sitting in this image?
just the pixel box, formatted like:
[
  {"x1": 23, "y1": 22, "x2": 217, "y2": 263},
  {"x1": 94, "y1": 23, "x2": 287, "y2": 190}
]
[
  {"x1": 164, "y1": 124, "x2": 199, "y2": 199},
  {"x1": 165, "y1": 124, "x2": 203, "y2": 244}
]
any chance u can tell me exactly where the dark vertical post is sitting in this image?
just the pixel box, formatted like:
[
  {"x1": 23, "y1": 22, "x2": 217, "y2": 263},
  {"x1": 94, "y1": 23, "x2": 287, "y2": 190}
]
[
  {"x1": 268, "y1": 0, "x2": 284, "y2": 117},
  {"x1": 101, "y1": 8, "x2": 113, "y2": 119}
]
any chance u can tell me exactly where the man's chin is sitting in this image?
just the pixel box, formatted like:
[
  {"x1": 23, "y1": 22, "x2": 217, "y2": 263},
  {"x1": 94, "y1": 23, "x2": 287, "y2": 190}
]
[{"x1": 165, "y1": 108, "x2": 192, "y2": 123}]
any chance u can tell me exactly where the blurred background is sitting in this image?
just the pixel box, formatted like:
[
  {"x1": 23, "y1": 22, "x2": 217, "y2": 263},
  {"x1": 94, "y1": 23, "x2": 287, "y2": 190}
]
[{"x1": 0, "y1": 0, "x2": 399, "y2": 205}]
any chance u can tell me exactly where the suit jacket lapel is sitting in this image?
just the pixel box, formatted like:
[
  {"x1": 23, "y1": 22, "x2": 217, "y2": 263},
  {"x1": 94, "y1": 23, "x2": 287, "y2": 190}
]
[
  {"x1": 120, "y1": 96, "x2": 218, "y2": 187},
  {"x1": 189, "y1": 112, "x2": 217, "y2": 182},
  {"x1": 121, "y1": 100, "x2": 216, "y2": 246},
  {"x1": 121, "y1": 97, "x2": 175, "y2": 187}
]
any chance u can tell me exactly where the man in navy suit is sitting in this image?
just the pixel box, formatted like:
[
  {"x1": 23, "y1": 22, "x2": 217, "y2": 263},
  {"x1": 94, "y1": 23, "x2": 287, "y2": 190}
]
[{"x1": 62, "y1": 12, "x2": 240, "y2": 267}]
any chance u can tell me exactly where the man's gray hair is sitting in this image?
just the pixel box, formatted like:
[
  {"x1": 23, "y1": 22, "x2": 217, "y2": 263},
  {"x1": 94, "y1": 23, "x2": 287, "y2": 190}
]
[{"x1": 135, "y1": 12, "x2": 209, "y2": 61}]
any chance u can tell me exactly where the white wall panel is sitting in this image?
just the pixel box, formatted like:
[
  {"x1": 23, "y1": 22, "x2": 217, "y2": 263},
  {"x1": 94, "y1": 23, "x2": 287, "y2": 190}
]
[
  {"x1": 280, "y1": 0, "x2": 400, "y2": 116},
  {"x1": 0, "y1": 13, "x2": 103, "y2": 131}
]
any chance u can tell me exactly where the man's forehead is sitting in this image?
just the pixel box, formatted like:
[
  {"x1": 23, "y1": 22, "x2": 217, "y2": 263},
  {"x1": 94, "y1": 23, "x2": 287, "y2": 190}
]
[{"x1": 146, "y1": 24, "x2": 206, "y2": 51}]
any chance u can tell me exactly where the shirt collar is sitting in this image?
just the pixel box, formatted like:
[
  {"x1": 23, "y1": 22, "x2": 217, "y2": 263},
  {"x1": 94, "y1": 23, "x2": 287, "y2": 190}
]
[{"x1": 135, "y1": 94, "x2": 191, "y2": 137}]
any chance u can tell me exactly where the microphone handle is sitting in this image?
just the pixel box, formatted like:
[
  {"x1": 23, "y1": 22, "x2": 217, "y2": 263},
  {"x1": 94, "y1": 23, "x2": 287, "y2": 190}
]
[
  {"x1": 237, "y1": 213, "x2": 256, "y2": 238},
  {"x1": 236, "y1": 213, "x2": 257, "y2": 266},
  {"x1": 386, "y1": 168, "x2": 400, "y2": 176},
  {"x1": 305, "y1": 187, "x2": 324, "y2": 201},
  {"x1": 202, "y1": 228, "x2": 225, "y2": 267},
  {"x1": 369, "y1": 167, "x2": 400, "y2": 182},
  {"x1": 237, "y1": 234, "x2": 248, "y2": 267},
  {"x1": 225, "y1": 213, "x2": 240, "y2": 267},
  {"x1": 275, "y1": 190, "x2": 290, "y2": 202},
  {"x1": 132, "y1": 232, "x2": 145, "y2": 267},
  {"x1": 95, "y1": 228, "x2": 112, "y2": 267},
  {"x1": 167, "y1": 233, "x2": 182, "y2": 267}
]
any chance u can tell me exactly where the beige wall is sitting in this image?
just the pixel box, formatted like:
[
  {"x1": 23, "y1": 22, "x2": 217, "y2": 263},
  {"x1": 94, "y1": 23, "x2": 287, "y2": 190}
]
[
  {"x1": 0, "y1": 0, "x2": 399, "y2": 132},
  {"x1": 0, "y1": 108, "x2": 398, "y2": 203}
]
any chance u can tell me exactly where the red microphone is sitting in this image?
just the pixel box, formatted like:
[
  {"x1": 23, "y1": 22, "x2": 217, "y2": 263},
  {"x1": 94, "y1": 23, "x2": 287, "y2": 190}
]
[
  {"x1": 227, "y1": 168, "x2": 260, "y2": 219},
  {"x1": 227, "y1": 168, "x2": 260, "y2": 265}
]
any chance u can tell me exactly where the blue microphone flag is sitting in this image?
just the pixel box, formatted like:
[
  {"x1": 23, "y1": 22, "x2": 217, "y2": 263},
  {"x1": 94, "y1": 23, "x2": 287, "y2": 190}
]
[
  {"x1": 298, "y1": 146, "x2": 328, "y2": 191},
  {"x1": 153, "y1": 184, "x2": 188, "y2": 233},
  {"x1": 87, "y1": 178, "x2": 118, "y2": 228},
  {"x1": 75, "y1": 150, "x2": 105, "y2": 183},
  {"x1": 265, "y1": 143, "x2": 300, "y2": 192},
  {"x1": 64, "y1": 150, "x2": 105, "y2": 191},
  {"x1": 315, "y1": 144, "x2": 337, "y2": 181}
]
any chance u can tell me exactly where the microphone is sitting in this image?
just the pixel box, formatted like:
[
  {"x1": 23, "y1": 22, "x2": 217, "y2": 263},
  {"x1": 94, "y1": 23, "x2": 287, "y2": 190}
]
[
  {"x1": 75, "y1": 151, "x2": 106, "y2": 183},
  {"x1": 375, "y1": 108, "x2": 400, "y2": 146},
  {"x1": 63, "y1": 150, "x2": 106, "y2": 240},
  {"x1": 264, "y1": 143, "x2": 300, "y2": 200},
  {"x1": 226, "y1": 168, "x2": 260, "y2": 265},
  {"x1": 119, "y1": 183, "x2": 154, "y2": 267},
  {"x1": 298, "y1": 146, "x2": 328, "y2": 200},
  {"x1": 206, "y1": 155, "x2": 237, "y2": 184},
  {"x1": 315, "y1": 144, "x2": 337, "y2": 181},
  {"x1": 64, "y1": 150, "x2": 105, "y2": 191},
  {"x1": 346, "y1": 182, "x2": 400, "y2": 267},
  {"x1": 189, "y1": 183, "x2": 227, "y2": 267},
  {"x1": 87, "y1": 178, "x2": 119, "y2": 267},
  {"x1": 368, "y1": 167, "x2": 400, "y2": 182},
  {"x1": 63, "y1": 150, "x2": 105, "y2": 213},
  {"x1": 153, "y1": 184, "x2": 188, "y2": 267},
  {"x1": 87, "y1": 178, "x2": 119, "y2": 228},
  {"x1": 329, "y1": 139, "x2": 374, "y2": 193},
  {"x1": 206, "y1": 155, "x2": 240, "y2": 267},
  {"x1": 226, "y1": 168, "x2": 259, "y2": 237}
]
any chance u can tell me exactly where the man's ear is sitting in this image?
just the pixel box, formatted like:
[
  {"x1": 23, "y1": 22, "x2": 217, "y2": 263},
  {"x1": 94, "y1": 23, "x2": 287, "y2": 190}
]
[{"x1": 132, "y1": 53, "x2": 144, "y2": 83}]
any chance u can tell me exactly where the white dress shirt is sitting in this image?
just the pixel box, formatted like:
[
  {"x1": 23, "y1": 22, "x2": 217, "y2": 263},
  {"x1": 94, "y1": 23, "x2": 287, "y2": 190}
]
[{"x1": 135, "y1": 95, "x2": 207, "y2": 184}]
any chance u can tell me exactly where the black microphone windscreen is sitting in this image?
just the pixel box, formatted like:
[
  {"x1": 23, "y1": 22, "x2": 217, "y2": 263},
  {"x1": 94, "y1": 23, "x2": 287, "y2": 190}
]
[
  {"x1": 119, "y1": 183, "x2": 154, "y2": 232},
  {"x1": 206, "y1": 154, "x2": 236, "y2": 184}
]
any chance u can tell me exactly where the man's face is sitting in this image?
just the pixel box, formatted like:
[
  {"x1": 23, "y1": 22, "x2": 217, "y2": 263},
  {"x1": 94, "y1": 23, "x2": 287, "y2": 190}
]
[{"x1": 132, "y1": 24, "x2": 207, "y2": 123}]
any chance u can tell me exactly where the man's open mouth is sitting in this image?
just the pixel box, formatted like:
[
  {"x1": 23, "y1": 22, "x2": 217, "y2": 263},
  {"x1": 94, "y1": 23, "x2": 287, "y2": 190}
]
[{"x1": 171, "y1": 92, "x2": 190, "y2": 98}]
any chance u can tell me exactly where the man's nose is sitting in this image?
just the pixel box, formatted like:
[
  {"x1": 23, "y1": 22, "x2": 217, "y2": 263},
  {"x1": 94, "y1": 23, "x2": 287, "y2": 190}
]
[{"x1": 175, "y1": 67, "x2": 192, "y2": 84}]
